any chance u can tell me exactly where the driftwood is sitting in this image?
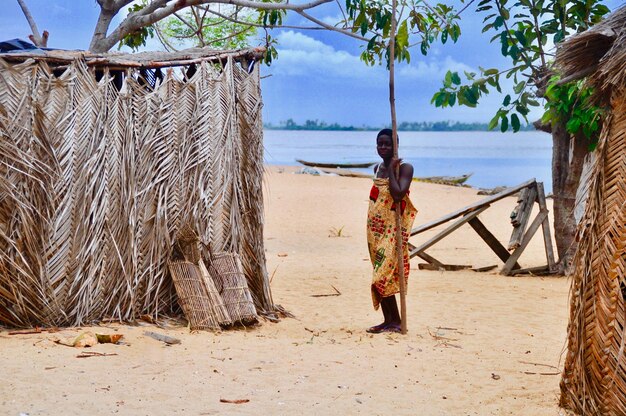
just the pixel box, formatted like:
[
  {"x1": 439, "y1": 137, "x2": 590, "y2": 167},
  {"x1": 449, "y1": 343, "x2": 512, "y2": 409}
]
[{"x1": 143, "y1": 331, "x2": 181, "y2": 345}]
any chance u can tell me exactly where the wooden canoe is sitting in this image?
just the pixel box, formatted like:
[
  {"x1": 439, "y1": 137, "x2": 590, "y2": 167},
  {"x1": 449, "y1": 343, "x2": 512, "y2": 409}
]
[
  {"x1": 314, "y1": 167, "x2": 472, "y2": 186},
  {"x1": 296, "y1": 159, "x2": 376, "y2": 169},
  {"x1": 413, "y1": 173, "x2": 473, "y2": 186}
]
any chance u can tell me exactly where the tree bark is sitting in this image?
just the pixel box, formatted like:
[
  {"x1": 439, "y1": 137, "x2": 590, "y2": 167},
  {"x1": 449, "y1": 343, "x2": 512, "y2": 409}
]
[
  {"x1": 551, "y1": 121, "x2": 588, "y2": 273},
  {"x1": 90, "y1": 9, "x2": 118, "y2": 52}
]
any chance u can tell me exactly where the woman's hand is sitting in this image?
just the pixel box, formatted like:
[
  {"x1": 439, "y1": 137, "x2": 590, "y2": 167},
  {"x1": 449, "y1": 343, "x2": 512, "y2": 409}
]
[{"x1": 390, "y1": 158, "x2": 403, "y2": 175}]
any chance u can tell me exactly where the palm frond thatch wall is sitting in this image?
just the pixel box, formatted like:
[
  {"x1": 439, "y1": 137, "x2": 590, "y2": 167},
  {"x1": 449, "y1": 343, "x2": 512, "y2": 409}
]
[
  {"x1": 556, "y1": 6, "x2": 626, "y2": 105},
  {"x1": 0, "y1": 56, "x2": 273, "y2": 327},
  {"x1": 557, "y1": 6, "x2": 626, "y2": 415}
]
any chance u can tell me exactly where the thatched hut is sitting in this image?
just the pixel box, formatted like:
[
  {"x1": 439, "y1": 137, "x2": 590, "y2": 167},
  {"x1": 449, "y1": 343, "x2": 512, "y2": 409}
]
[
  {"x1": 556, "y1": 7, "x2": 626, "y2": 415},
  {"x1": 0, "y1": 46, "x2": 276, "y2": 327}
]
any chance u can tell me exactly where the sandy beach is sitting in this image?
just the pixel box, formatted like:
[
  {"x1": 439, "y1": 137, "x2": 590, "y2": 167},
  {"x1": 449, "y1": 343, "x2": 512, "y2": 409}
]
[{"x1": 0, "y1": 165, "x2": 570, "y2": 415}]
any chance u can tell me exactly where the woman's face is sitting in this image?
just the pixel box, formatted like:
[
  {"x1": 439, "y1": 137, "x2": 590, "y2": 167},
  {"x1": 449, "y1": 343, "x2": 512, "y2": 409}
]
[{"x1": 376, "y1": 135, "x2": 393, "y2": 159}]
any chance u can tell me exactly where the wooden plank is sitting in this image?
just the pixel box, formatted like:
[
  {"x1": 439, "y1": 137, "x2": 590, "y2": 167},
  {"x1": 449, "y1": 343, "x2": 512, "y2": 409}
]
[
  {"x1": 509, "y1": 265, "x2": 550, "y2": 275},
  {"x1": 510, "y1": 188, "x2": 529, "y2": 227},
  {"x1": 501, "y1": 210, "x2": 548, "y2": 275},
  {"x1": 472, "y1": 265, "x2": 498, "y2": 272},
  {"x1": 407, "y1": 244, "x2": 444, "y2": 266},
  {"x1": 508, "y1": 186, "x2": 537, "y2": 250},
  {"x1": 409, "y1": 205, "x2": 489, "y2": 258},
  {"x1": 468, "y1": 217, "x2": 521, "y2": 269},
  {"x1": 411, "y1": 178, "x2": 537, "y2": 236},
  {"x1": 536, "y1": 182, "x2": 556, "y2": 271},
  {"x1": 418, "y1": 263, "x2": 472, "y2": 271}
]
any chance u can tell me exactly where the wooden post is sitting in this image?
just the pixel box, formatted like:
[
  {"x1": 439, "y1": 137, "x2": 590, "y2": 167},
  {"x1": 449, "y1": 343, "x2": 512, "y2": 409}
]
[
  {"x1": 508, "y1": 185, "x2": 537, "y2": 250},
  {"x1": 501, "y1": 210, "x2": 549, "y2": 274},
  {"x1": 536, "y1": 182, "x2": 556, "y2": 272},
  {"x1": 388, "y1": 0, "x2": 406, "y2": 334}
]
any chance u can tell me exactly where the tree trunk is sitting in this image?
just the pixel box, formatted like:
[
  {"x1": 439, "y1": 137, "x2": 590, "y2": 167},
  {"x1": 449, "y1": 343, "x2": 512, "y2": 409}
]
[{"x1": 551, "y1": 121, "x2": 588, "y2": 273}]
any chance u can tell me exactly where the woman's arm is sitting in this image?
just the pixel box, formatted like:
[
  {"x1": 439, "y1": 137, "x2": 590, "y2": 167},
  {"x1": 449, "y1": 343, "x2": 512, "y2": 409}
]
[{"x1": 388, "y1": 159, "x2": 413, "y2": 202}]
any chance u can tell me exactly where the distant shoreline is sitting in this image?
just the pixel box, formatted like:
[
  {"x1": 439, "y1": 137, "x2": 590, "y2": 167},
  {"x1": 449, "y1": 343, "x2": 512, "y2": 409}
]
[{"x1": 263, "y1": 119, "x2": 536, "y2": 132}]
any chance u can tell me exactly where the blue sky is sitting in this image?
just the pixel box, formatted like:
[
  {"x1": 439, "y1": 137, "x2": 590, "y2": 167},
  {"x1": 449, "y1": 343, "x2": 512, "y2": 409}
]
[{"x1": 0, "y1": 1, "x2": 623, "y2": 127}]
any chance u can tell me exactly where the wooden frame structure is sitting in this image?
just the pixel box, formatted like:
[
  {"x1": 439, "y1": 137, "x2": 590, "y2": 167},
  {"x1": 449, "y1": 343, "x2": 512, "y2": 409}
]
[{"x1": 408, "y1": 179, "x2": 556, "y2": 275}]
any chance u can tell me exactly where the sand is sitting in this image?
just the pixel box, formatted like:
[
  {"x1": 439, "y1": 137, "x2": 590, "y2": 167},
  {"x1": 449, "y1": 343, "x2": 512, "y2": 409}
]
[{"x1": 0, "y1": 166, "x2": 570, "y2": 415}]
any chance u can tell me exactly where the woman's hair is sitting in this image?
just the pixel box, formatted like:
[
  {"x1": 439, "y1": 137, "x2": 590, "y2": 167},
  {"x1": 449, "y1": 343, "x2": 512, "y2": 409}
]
[{"x1": 377, "y1": 128, "x2": 399, "y2": 143}]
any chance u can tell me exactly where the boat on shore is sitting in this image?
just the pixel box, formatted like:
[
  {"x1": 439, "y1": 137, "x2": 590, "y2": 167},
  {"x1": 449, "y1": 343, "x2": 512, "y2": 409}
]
[
  {"x1": 296, "y1": 159, "x2": 376, "y2": 169},
  {"x1": 413, "y1": 173, "x2": 473, "y2": 186},
  {"x1": 310, "y1": 167, "x2": 473, "y2": 186}
]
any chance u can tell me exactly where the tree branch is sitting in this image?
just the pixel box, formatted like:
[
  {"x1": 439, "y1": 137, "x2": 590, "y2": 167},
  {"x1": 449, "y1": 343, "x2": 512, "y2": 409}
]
[
  {"x1": 296, "y1": 10, "x2": 368, "y2": 41},
  {"x1": 16, "y1": 0, "x2": 47, "y2": 47},
  {"x1": 201, "y1": 7, "x2": 330, "y2": 30},
  {"x1": 153, "y1": 22, "x2": 180, "y2": 51},
  {"x1": 453, "y1": 0, "x2": 476, "y2": 19},
  {"x1": 91, "y1": 0, "x2": 334, "y2": 52}
]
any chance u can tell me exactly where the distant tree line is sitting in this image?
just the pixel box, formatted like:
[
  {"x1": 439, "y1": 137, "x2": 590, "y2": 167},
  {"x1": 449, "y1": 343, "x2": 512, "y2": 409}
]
[{"x1": 264, "y1": 119, "x2": 536, "y2": 131}]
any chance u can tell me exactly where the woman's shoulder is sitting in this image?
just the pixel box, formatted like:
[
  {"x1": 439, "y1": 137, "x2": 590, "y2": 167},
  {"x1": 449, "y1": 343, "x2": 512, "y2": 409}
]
[{"x1": 399, "y1": 162, "x2": 414, "y2": 176}]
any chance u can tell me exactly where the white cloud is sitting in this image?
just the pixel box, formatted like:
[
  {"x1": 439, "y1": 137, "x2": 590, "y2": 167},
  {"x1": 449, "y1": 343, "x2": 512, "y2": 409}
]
[
  {"x1": 319, "y1": 13, "x2": 345, "y2": 26},
  {"x1": 269, "y1": 31, "x2": 381, "y2": 78},
  {"x1": 397, "y1": 56, "x2": 474, "y2": 80},
  {"x1": 270, "y1": 31, "x2": 477, "y2": 83}
]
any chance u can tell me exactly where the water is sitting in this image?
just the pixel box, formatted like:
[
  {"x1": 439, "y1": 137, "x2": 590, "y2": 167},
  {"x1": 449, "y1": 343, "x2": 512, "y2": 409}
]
[{"x1": 263, "y1": 130, "x2": 553, "y2": 192}]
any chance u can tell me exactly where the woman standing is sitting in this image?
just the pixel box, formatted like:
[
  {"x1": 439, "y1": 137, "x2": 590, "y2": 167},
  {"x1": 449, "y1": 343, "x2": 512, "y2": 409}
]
[{"x1": 366, "y1": 129, "x2": 417, "y2": 333}]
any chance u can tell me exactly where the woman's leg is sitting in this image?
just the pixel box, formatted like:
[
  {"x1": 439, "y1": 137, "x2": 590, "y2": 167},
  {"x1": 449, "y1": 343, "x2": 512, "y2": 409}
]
[
  {"x1": 367, "y1": 295, "x2": 391, "y2": 333},
  {"x1": 385, "y1": 295, "x2": 401, "y2": 326}
]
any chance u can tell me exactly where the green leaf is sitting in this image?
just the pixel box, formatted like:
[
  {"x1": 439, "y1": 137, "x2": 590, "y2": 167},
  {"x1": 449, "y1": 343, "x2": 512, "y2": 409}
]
[
  {"x1": 516, "y1": 104, "x2": 530, "y2": 115},
  {"x1": 449, "y1": 93, "x2": 456, "y2": 106},
  {"x1": 566, "y1": 118, "x2": 581, "y2": 134},
  {"x1": 500, "y1": 31, "x2": 509, "y2": 55},
  {"x1": 396, "y1": 20, "x2": 409, "y2": 49},
  {"x1": 484, "y1": 68, "x2": 499, "y2": 76},
  {"x1": 503, "y1": 94, "x2": 511, "y2": 106},
  {"x1": 463, "y1": 88, "x2": 478, "y2": 106},
  {"x1": 451, "y1": 72, "x2": 461, "y2": 85},
  {"x1": 500, "y1": 115, "x2": 509, "y2": 132},
  {"x1": 488, "y1": 114, "x2": 499, "y2": 130},
  {"x1": 435, "y1": 92, "x2": 446, "y2": 107},
  {"x1": 444, "y1": 71, "x2": 453, "y2": 88},
  {"x1": 514, "y1": 30, "x2": 527, "y2": 46},
  {"x1": 513, "y1": 81, "x2": 526, "y2": 94},
  {"x1": 511, "y1": 113, "x2": 521, "y2": 132}
]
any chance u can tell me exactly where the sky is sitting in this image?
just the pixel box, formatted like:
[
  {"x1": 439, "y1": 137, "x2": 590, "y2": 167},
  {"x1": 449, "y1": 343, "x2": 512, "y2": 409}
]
[{"x1": 0, "y1": 0, "x2": 623, "y2": 127}]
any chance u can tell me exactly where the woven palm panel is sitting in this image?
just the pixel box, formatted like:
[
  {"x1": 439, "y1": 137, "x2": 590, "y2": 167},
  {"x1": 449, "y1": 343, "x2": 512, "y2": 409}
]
[
  {"x1": 168, "y1": 260, "x2": 220, "y2": 330},
  {"x1": 209, "y1": 252, "x2": 258, "y2": 324},
  {"x1": 560, "y1": 97, "x2": 626, "y2": 415},
  {"x1": 0, "y1": 57, "x2": 271, "y2": 327},
  {"x1": 198, "y1": 259, "x2": 231, "y2": 326}
]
